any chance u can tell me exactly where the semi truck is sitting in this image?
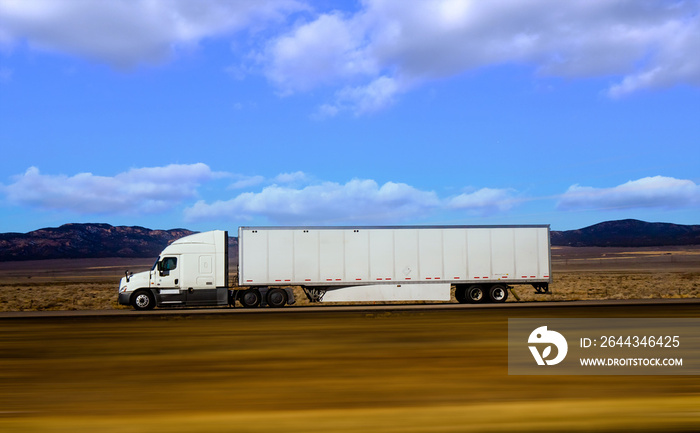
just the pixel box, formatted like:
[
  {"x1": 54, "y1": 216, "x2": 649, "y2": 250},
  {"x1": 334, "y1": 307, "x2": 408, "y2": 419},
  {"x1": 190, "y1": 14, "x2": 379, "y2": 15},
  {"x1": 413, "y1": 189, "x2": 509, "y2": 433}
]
[{"x1": 118, "y1": 225, "x2": 551, "y2": 310}]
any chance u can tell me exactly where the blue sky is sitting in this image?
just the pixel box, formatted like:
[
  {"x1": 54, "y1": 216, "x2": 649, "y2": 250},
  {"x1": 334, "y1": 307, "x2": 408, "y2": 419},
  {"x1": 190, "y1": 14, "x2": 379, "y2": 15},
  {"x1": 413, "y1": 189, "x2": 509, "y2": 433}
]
[{"x1": 0, "y1": 0, "x2": 699, "y2": 233}]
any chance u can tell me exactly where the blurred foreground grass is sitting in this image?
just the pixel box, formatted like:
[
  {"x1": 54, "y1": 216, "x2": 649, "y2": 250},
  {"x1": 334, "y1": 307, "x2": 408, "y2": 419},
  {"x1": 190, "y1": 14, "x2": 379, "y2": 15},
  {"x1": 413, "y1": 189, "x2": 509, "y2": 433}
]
[{"x1": 1, "y1": 306, "x2": 699, "y2": 432}]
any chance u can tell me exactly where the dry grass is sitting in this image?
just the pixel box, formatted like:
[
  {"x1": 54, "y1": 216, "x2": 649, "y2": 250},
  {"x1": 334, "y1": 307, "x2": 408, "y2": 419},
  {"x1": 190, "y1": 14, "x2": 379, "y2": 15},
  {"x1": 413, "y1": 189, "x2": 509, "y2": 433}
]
[{"x1": 0, "y1": 247, "x2": 699, "y2": 311}]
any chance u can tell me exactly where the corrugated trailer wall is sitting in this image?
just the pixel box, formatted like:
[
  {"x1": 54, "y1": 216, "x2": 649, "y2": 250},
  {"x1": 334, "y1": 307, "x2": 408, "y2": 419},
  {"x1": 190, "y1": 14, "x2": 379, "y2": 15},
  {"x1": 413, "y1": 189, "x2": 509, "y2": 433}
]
[{"x1": 238, "y1": 226, "x2": 550, "y2": 287}]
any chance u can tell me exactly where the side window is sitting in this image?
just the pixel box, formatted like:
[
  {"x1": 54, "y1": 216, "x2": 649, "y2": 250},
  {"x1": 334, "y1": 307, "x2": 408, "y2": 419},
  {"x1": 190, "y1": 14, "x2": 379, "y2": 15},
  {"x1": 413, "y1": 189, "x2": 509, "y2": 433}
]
[{"x1": 162, "y1": 257, "x2": 177, "y2": 271}]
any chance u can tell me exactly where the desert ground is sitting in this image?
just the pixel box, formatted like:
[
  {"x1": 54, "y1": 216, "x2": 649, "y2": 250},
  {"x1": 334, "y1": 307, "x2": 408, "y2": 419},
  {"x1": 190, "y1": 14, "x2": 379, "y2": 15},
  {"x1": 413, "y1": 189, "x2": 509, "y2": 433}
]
[
  {"x1": 0, "y1": 245, "x2": 699, "y2": 311},
  {"x1": 0, "y1": 246, "x2": 699, "y2": 432}
]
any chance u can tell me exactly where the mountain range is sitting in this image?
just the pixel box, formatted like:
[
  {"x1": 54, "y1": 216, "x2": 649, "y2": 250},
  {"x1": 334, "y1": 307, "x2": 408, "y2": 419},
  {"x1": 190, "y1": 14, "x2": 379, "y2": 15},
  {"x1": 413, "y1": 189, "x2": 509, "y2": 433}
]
[
  {"x1": 0, "y1": 219, "x2": 698, "y2": 261},
  {"x1": 0, "y1": 224, "x2": 195, "y2": 261},
  {"x1": 549, "y1": 219, "x2": 700, "y2": 247}
]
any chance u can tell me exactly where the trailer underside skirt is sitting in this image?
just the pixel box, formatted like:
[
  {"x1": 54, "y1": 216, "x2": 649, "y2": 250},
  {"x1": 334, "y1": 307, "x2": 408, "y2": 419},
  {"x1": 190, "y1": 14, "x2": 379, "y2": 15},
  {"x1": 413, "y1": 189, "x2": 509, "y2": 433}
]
[{"x1": 319, "y1": 283, "x2": 451, "y2": 302}]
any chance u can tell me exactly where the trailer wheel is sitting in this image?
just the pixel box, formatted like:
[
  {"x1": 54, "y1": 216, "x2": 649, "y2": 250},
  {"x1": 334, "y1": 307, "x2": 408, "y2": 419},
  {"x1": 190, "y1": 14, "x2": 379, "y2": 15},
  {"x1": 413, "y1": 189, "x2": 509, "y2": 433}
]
[
  {"x1": 466, "y1": 285, "x2": 486, "y2": 303},
  {"x1": 455, "y1": 286, "x2": 467, "y2": 304},
  {"x1": 267, "y1": 288, "x2": 287, "y2": 308},
  {"x1": 240, "y1": 289, "x2": 261, "y2": 308},
  {"x1": 131, "y1": 290, "x2": 155, "y2": 311},
  {"x1": 488, "y1": 284, "x2": 508, "y2": 303}
]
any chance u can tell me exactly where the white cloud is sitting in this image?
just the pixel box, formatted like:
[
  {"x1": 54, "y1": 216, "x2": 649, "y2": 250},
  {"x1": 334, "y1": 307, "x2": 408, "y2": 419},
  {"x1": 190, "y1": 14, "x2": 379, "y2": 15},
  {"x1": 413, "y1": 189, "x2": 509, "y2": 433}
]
[
  {"x1": 447, "y1": 188, "x2": 518, "y2": 214},
  {"x1": 227, "y1": 171, "x2": 307, "y2": 190},
  {"x1": 2, "y1": 1, "x2": 698, "y2": 111},
  {"x1": 0, "y1": 0, "x2": 305, "y2": 67},
  {"x1": 228, "y1": 174, "x2": 266, "y2": 190},
  {"x1": 558, "y1": 176, "x2": 700, "y2": 211},
  {"x1": 261, "y1": 0, "x2": 700, "y2": 113},
  {"x1": 332, "y1": 76, "x2": 401, "y2": 116},
  {"x1": 2, "y1": 163, "x2": 216, "y2": 215},
  {"x1": 2, "y1": 164, "x2": 521, "y2": 223},
  {"x1": 272, "y1": 171, "x2": 308, "y2": 184},
  {"x1": 185, "y1": 179, "x2": 440, "y2": 224},
  {"x1": 185, "y1": 178, "x2": 517, "y2": 224},
  {"x1": 264, "y1": 11, "x2": 377, "y2": 94}
]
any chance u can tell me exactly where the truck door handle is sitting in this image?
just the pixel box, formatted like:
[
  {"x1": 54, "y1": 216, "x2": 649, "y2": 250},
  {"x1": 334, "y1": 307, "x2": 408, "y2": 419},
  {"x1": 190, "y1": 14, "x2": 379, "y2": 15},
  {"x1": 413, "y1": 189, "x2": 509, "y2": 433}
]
[{"x1": 174, "y1": 279, "x2": 179, "y2": 285}]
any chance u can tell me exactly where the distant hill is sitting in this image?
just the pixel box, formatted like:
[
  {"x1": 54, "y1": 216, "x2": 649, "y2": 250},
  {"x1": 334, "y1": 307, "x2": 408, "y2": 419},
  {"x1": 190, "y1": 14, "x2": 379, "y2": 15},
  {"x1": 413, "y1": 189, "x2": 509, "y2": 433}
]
[
  {"x1": 0, "y1": 220, "x2": 698, "y2": 261},
  {"x1": 0, "y1": 223, "x2": 196, "y2": 261},
  {"x1": 550, "y1": 219, "x2": 700, "y2": 247}
]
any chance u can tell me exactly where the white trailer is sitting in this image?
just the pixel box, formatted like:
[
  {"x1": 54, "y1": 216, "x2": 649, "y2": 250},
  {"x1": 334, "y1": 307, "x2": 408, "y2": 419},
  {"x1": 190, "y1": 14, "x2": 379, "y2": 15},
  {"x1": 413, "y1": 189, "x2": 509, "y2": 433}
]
[{"x1": 236, "y1": 225, "x2": 551, "y2": 307}]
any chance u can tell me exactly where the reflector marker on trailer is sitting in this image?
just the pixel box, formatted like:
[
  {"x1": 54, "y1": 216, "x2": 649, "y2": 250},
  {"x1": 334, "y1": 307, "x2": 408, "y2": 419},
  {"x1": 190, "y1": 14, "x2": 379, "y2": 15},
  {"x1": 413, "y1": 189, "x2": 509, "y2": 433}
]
[{"x1": 305, "y1": 279, "x2": 311, "y2": 281}]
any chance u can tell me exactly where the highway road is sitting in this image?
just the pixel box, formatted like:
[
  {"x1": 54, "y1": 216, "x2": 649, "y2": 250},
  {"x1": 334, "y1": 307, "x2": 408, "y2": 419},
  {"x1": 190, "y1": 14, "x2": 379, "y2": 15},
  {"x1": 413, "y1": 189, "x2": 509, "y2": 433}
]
[{"x1": 1, "y1": 297, "x2": 698, "y2": 319}]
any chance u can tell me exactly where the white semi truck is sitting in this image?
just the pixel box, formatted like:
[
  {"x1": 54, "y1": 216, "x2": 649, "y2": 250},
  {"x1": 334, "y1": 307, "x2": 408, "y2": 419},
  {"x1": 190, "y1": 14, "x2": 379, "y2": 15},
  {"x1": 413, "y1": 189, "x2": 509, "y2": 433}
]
[{"x1": 118, "y1": 225, "x2": 551, "y2": 310}]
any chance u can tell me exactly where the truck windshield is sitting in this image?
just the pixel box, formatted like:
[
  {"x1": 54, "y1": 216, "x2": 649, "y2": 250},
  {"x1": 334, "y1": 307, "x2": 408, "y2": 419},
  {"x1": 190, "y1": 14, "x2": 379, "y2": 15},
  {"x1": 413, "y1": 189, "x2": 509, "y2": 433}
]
[{"x1": 151, "y1": 257, "x2": 160, "y2": 271}]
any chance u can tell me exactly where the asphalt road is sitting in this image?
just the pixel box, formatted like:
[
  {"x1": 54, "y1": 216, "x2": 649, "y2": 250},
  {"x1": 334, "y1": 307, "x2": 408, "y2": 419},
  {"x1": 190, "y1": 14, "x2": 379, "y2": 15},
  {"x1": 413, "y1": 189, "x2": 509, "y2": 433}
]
[{"x1": 1, "y1": 297, "x2": 698, "y2": 319}]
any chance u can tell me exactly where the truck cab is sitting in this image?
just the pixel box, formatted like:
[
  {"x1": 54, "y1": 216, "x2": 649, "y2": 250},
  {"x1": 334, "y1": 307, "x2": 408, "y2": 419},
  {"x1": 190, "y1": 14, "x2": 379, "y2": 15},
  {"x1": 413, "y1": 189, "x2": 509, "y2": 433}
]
[{"x1": 118, "y1": 230, "x2": 229, "y2": 310}]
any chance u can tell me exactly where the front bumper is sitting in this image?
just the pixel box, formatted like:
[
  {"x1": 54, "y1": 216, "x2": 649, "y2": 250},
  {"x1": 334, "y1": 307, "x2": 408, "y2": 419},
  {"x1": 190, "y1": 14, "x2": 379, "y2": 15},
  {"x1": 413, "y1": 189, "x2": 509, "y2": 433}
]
[{"x1": 118, "y1": 292, "x2": 131, "y2": 306}]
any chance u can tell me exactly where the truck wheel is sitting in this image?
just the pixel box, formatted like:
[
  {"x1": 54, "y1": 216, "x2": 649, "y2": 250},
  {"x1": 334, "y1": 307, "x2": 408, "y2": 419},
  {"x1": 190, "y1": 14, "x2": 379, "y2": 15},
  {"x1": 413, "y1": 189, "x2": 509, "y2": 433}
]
[
  {"x1": 240, "y1": 289, "x2": 261, "y2": 308},
  {"x1": 455, "y1": 286, "x2": 467, "y2": 304},
  {"x1": 132, "y1": 290, "x2": 155, "y2": 310},
  {"x1": 266, "y1": 288, "x2": 287, "y2": 308},
  {"x1": 466, "y1": 285, "x2": 486, "y2": 303},
  {"x1": 488, "y1": 284, "x2": 508, "y2": 303}
]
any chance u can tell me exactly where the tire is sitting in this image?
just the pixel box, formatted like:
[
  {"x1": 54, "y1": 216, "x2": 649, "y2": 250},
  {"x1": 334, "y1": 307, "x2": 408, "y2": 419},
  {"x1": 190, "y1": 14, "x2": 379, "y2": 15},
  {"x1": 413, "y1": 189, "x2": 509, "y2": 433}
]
[
  {"x1": 240, "y1": 289, "x2": 262, "y2": 308},
  {"x1": 455, "y1": 286, "x2": 467, "y2": 304},
  {"x1": 266, "y1": 288, "x2": 287, "y2": 308},
  {"x1": 488, "y1": 284, "x2": 509, "y2": 303},
  {"x1": 466, "y1": 285, "x2": 486, "y2": 304},
  {"x1": 131, "y1": 290, "x2": 155, "y2": 311}
]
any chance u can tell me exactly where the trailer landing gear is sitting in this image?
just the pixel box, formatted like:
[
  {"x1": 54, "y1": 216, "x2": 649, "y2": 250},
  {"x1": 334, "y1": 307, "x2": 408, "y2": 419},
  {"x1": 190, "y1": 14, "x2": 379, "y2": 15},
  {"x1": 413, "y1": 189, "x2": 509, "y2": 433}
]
[{"x1": 533, "y1": 283, "x2": 550, "y2": 294}]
